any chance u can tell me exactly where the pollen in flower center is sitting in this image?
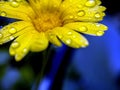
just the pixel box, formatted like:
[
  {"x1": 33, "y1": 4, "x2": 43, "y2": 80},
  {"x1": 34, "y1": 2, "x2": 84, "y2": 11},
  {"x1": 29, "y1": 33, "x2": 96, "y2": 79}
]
[{"x1": 32, "y1": 12, "x2": 62, "y2": 32}]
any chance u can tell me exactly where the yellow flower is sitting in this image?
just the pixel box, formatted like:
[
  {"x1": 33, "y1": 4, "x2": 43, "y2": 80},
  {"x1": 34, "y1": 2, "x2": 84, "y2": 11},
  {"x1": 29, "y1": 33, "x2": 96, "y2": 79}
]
[{"x1": 0, "y1": 0, "x2": 107, "y2": 61}]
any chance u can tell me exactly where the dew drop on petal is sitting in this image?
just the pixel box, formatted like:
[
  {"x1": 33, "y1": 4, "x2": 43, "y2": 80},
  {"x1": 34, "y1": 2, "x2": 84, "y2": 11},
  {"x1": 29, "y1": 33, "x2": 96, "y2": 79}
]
[
  {"x1": 81, "y1": 41, "x2": 88, "y2": 48},
  {"x1": 95, "y1": 12, "x2": 101, "y2": 18},
  {"x1": 0, "y1": 33, "x2": 3, "y2": 39},
  {"x1": 79, "y1": 26, "x2": 88, "y2": 32},
  {"x1": 96, "y1": 23, "x2": 101, "y2": 27},
  {"x1": 9, "y1": 27, "x2": 17, "y2": 34},
  {"x1": 23, "y1": 48, "x2": 28, "y2": 53},
  {"x1": 10, "y1": 36, "x2": 14, "y2": 40},
  {"x1": 81, "y1": 44, "x2": 87, "y2": 48},
  {"x1": 11, "y1": 41, "x2": 20, "y2": 48},
  {"x1": 85, "y1": 0, "x2": 96, "y2": 7},
  {"x1": 67, "y1": 31, "x2": 72, "y2": 35},
  {"x1": 15, "y1": 54, "x2": 22, "y2": 61},
  {"x1": 96, "y1": 31, "x2": 104, "y2": 36},
  {"x1": 10, "y1": 1, "x2": 20, "y2": 7},
  {"x1": 66, "y1": 39, "x2": 71, "y2": 44},
  {"x1": 77, "y1": 10, "x2": 85, "y2": 17},
  {"x1": 0, "y1": 11, "x2": 7, "y2": 17}
]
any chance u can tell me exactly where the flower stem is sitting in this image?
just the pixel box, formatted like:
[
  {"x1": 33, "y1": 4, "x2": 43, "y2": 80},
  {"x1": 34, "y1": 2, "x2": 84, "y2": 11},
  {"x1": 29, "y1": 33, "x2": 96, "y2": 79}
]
[{"x1": 35, "y1": 46, "x2": 53, "y2": 90}]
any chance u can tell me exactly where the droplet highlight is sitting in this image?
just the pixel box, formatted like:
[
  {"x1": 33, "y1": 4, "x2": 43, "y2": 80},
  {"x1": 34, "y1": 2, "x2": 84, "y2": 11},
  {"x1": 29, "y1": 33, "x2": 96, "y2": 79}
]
[
  {"x1": 11, "y1": 41, "x2": 20, "y2": 48},
  {"x1": 79, "y1": 26, "x2": 88, "y2": 32},
  {"x1": 67, "y1": 31, "x2": 72, "y2": 35},
  {"x1": 66, "y1": 39, "x2": 71, "y2": 44},
  {"x1": 23, "y1": 48, "x2": 28, "y2": 53},
  {"x1": 0, "y1": 11, "x2": 7, "y2": 16},
  {"x1": 10, "y1": 36, "x2": 14, "y2": 40},
  {"x1": 95, "y1": 12, "x2": 101, "y2": 18},
  {"x1": 9, "y1": 27, "x2": 17, "y2": 34},
  {"x1": 81, "y1": 41, "x2": 89, "y2": 48},
  {"x1": 10, "y1": 1, "x2": 20, "y2": 7},
  {"x1": 96, "y1": 31, "x2": 104, "y2": 36},
  {"x1": 77, "y1": 10, "x2": 85, "y2": 17},
  {"x1": 0, "y1": 33, "x2": 3, "y2": 39},
  {"x1": 85, "y1": 0, "x2": 96, "y2": 7},
  {"x1": 15, "y1": 54, "x2": 22, "y2": 61}
]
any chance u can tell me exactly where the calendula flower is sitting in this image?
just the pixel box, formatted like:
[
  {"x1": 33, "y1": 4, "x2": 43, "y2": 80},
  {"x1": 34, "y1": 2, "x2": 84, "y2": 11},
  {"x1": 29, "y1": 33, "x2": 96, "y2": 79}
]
[{"x1": 0, "y1": 0, "x2": 107, "y2": 61}]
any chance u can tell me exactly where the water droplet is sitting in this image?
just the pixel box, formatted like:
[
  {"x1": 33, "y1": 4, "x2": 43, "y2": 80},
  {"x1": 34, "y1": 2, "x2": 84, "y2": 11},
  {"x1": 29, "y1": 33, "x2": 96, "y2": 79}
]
[
  {"x1": 77, "y1": 10, "x2": 85, "y2": 17},
  {"x1": 15, "y1": 54, "x2": 22, "y2": 61},
  {"x1": 11, "y1": 41, "x2": 20, "y2": 48},
  {"x1": 85, "y1": 0, "x2": 96, "y2": 7},
  {"x1": 67, "y1": 31, "x2": 72, "y2": 35},
  {"x1": 23, "y1": 48, "x2": 28, "y2": 53},
  {"x1": 81, "y1": 41, "x2": 88, "y2": 48},
  {"x1": 66, "y1": 39, "x2": 71, "y2": 44},
  {"x1": 81, "y1": 44, "x2": 87, "y2": 48},
  {"x1": 95, "y1": 12, "x2": 101, "y2": 18},
  {"x1": 0, "y1": 33, "x2": 3, "y2": 39},
  {"x1": 10, "y1": 1, "x2": 19, "y2": 7},
  {"x1": 96, "y1": 31, "x2": 104, "y2": 36},
  {"x1": 10, "y1": 36, "x2": 14, "y2": 40},
  {"x1": 0, "y1": 11, "x2": 7, "y2": 16},
  {"x1": 79, "y1": 26, "x2": 88, "y2": 32},
  {"x1": 9, "y1": 27, "x2": 17, "y2": 34},
  {"x1": 96, "y1": 23, "x2": 101, "y2": 27}
]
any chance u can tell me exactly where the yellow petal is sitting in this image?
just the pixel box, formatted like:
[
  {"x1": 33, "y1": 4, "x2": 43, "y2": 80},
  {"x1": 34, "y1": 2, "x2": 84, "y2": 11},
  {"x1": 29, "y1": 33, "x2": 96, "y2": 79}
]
[
  {"x1": 0, "y1": 1, "x2": 34, "y2": 20},
  {"x1": 46, "y1": 30, "x2": 62, "y2": 47},
  {"x1": 53, "y1": 27, "x2": 89, "y2": 48},
  {"x1": 64, "y1": 22, "x2": 108, "y2": 36},
  {"x1": 0, "y1": 21, "x2": 33, "y2": 44},
  {"x1": 9, "y1": 27, "x2": 47, "y2": 61},
  {"x1": 9, "y1": 32, "x2": 32, "y2": 61},
  {"x1": 30, "y1": 31, "x2": 49, "y2": 52},
  {"x1": 60, "y1": 0, "x2": 105, "y2": 22}
]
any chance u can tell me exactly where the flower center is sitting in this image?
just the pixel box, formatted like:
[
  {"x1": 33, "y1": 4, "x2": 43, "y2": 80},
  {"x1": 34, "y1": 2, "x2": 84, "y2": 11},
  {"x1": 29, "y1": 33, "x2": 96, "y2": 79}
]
[{"x1": 32, "y1": 12, "x2": 62, "y2": 32}]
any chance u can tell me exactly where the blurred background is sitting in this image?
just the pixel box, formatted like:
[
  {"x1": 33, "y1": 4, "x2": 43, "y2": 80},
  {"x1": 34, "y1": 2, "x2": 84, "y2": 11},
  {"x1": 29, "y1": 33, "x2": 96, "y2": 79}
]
[{"x1": 0, "y1": 0, "x2": 120, "y2": 90}]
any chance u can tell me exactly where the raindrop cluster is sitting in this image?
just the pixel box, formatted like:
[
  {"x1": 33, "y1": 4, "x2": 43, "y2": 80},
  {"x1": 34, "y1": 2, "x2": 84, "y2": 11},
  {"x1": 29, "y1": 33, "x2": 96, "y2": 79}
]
[
  {"x1": 67, "y1": 0, "x2": 103, "y2": 21},
  {"x1": 0, "y1": 0, "x2": 21, "y2": 17}
]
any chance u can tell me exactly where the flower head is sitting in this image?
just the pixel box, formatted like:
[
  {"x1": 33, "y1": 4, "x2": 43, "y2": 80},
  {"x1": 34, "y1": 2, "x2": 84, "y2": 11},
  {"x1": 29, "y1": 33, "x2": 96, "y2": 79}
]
[{"x1": 0, "y1": 0, "x2": 107, "y2": 61}]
